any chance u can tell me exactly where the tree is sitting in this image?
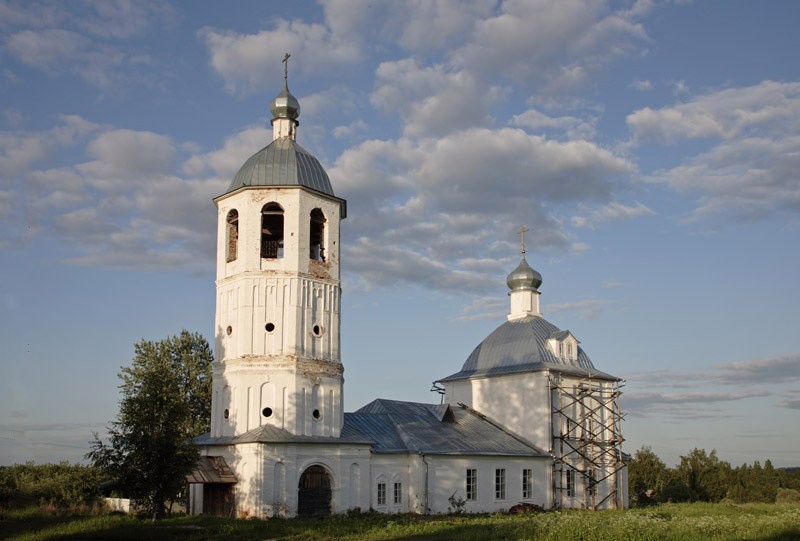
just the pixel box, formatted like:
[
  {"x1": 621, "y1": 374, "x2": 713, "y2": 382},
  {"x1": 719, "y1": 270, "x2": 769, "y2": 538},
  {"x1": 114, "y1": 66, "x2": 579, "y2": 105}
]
[
  {"x1": 628, "y1": 446, "x2": 668, "y2": 503},
  {"x1": 88, "y1": 330, "x2": 213, "y2": 518},
  {"x1": 676, "y1": 448, "x2": 731, "y2": 502}
]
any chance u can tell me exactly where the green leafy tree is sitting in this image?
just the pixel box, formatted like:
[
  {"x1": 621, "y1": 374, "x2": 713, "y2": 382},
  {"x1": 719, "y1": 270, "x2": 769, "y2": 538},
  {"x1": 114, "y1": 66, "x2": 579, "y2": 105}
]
[
  {"x1": 676, "y1": 448, "x2": 731, "y2": 502},
  {"x1": 88, "y1": 330, "x2": 213, "y2": 518},
  {"x1": 628, "y1": 446, "x2": 668, "y2": 502}
]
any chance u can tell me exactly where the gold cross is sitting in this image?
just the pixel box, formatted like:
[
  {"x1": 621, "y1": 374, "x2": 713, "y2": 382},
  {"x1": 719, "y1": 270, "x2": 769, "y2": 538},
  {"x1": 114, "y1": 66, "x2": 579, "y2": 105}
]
[
  {"x1": 282, "y1": 52, "x2": 291, "y2": 82},
  {"x1": 517, "y1": 225, "x2": 529, "y2": 254}
]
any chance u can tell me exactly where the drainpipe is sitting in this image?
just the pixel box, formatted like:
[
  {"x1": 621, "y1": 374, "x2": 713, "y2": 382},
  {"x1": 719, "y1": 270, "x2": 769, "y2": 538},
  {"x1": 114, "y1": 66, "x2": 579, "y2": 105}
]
[{"x1": 421, "y1": 454, "x2": 430, "y2": 514}]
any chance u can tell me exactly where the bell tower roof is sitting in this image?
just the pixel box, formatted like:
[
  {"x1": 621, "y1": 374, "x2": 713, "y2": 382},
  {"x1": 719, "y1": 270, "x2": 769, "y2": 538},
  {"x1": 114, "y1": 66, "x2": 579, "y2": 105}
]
[{"x1": 226, "y1": 137, "x2": 336, "y2": 197}]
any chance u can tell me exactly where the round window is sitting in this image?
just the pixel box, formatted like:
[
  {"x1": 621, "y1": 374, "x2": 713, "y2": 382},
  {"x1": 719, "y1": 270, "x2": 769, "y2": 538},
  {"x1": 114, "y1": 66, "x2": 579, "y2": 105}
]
[
  {"x1": 262, "y1": 407, "x2": 273, "y2": 418},
  {"x1": 223, "y1": 409, "x2": 229, "y2": 419},
  {"x1": 312, "y1": 409, "x2": 321, "y2": 420},
  {"x1": 265, "y1": 322, "x2": 275, "y2": 333},
  {"x1": 312, "y1": 325, "x2": 321, "y2": 336},
  {"x1": 226, "y1": 325, "x2": 233, "y2": 336}
]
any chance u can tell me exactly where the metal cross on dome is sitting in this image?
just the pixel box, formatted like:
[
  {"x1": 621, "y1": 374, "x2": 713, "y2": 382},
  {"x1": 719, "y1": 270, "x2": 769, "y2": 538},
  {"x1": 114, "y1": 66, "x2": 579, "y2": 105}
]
[
  {"x1": 517, "y1": 225, "x2": 529, "y2": 254},
  {"x1": 282, "y1": 52, "x2": 290, "y2": 82}
]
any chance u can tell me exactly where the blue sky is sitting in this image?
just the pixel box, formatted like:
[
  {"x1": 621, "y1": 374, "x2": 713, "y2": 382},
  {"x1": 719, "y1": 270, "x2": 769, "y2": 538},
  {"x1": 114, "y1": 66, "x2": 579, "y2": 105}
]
[{"x1": 1, "y1": 0, "x2": 799, "y2": 468}]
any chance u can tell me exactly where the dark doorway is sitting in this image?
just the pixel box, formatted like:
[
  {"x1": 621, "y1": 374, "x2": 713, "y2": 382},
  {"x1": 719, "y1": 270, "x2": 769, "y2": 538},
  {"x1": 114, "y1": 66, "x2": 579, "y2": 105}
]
[
  {"x1": 203, "y1": 484, "x2": 234, "y2": 517},
  {"x1": 297, "y1": 465, "x2": 332, "y2": 516}
]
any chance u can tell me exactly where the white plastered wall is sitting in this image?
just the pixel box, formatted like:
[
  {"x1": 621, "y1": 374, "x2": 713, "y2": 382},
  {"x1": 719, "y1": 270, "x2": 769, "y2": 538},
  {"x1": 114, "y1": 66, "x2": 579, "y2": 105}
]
[
  {"x1": 444, "y1": 372, "x2": 552, "y2": 452},
  {"x1": 211, "y1": 186, "x2": 345, "y2": 438}
]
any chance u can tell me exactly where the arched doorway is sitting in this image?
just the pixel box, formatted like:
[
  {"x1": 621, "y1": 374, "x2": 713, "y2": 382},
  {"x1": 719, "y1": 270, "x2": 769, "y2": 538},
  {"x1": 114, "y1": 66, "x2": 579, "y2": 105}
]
[{"x1": 297, "y1": 465, "x2": 332, "y2": 516}]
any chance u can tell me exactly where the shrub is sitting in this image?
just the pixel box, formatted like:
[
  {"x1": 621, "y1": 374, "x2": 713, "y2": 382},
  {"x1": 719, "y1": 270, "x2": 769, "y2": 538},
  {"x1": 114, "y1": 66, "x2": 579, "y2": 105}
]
[
  {"x1": 776, "y1": 488, "x2": 800, "y2": 504},
  {"x1": 0, "y1": 462, "x2": 102, "y2": 508}
]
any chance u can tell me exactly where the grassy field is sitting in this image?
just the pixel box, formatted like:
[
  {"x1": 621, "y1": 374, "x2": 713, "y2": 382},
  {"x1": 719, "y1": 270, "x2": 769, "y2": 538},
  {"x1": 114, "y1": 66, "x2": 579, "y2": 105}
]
[{"x1": 2, "y1": 503, "x2": 799, "y2": 541}]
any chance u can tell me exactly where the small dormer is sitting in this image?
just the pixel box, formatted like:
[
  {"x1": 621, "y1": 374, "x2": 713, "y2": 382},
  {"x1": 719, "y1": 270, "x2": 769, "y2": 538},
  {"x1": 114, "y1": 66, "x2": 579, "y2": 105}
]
[{"x1": 547, "y1": 330, "x2": 580, "y2": 363}]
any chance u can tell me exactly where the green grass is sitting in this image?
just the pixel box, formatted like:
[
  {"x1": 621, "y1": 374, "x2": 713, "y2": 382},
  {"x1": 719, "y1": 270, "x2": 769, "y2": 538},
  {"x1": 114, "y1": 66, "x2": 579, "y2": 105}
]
[{"x1": 2, "y1": 503, "x2": 799, "y2": 541}]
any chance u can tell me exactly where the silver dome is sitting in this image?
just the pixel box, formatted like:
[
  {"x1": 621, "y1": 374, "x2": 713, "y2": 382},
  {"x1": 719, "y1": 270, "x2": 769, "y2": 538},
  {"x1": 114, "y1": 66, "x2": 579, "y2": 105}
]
[
  {"x1": 506, "y1": 257, "x2": 542, "y2": 291},
  {"x1": 270, "y1": 82, "x2": 300, "y2": 120}
]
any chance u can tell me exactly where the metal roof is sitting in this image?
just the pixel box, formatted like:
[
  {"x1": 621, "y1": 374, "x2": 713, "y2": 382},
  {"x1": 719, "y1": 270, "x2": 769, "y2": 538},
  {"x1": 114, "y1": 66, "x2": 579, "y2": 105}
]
[
  {"x1": 195, "y1": 400, "x2": 547, "y2": 457},
  {"x1": 226, "y1": 136, "x2": 335, "y2": 197},
  {"x1": 348, "y1": 399, "x2": 547, "y2": 456},
  {"x1": 186, "y1": 456, "x2": 237, "y2": 484},
  {"x1": 438, "y1": 316, "x2": 619, "y2": 382},
  {"x1": 194, "y1": 422, "x2": 373, "y2": 446}
]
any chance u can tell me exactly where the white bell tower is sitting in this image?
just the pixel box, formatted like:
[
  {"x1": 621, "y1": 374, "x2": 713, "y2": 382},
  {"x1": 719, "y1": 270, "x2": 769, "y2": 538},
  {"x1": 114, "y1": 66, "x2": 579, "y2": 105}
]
[{"x1": 209, "y1": 56, "x2": 347, "y2": 439}]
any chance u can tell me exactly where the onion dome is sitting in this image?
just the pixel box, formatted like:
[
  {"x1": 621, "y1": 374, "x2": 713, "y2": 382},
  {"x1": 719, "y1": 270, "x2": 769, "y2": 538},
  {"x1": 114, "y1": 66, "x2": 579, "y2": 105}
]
[
  {"x1": 506, "y1": 257, "x2": 542, "y2": 291},
  {"x1": 270, "y1": 81, "x2": 300, "y2": 120}
]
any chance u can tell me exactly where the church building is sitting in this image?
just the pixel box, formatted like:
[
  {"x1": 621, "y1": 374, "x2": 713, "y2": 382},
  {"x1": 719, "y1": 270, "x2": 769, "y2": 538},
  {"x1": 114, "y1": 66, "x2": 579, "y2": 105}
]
[{"x1": 188, "y1": 67, "x2": 627, "y2": 517}]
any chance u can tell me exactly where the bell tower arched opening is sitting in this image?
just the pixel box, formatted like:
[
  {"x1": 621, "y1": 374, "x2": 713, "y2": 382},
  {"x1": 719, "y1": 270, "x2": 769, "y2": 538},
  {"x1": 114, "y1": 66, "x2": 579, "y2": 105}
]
[
  {"x1": 226, "y1": 209, "x2": 238, "y2": 262},
  {"x1": 261, "y1": 203, "x2": 284, "y2": 259},
  {"x1": 310, "y1": 208, "x2": 325, "y2": 261}
]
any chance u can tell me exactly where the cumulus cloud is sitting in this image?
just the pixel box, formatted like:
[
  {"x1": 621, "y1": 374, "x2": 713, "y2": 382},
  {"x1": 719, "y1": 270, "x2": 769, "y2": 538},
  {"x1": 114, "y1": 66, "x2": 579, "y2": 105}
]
[
  {"x1": 331, "y1": 126, "x2": 634, "y2": 292},
  {"x1": 629, "y1": 81, "x2": 800, "y2": 143},
  {"x1": 371, "y1": 59, "x2": 504, "y2": 138},
  {"x1": 511, "y1": 108, "x2": 597, "y2": 140},
  {"x1": 198, "y1": 22, "x2": 361, "y2": 95},
  {"x1": 0, "y1": 113, "x2": 230, "y2": 271},
  {"x1": 182, "y1": 126, "x2": 271, "y2": 179},
  {"x1": 629, "y1": 81, "x2": 800, "y2": 220},
  {"x1": 2, "y1": 1, "x2": 175, "y2": 89},
  {"x1": 451, "y1": 0, "x2": 651, "y2": 93}
]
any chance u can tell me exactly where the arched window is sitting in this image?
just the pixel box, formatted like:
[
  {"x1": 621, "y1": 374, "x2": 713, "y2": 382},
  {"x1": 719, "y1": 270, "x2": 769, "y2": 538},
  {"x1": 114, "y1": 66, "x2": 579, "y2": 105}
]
[
  {"x1": 310, "y1": 208, "x2": 325, "y2": 261},
  {"x1": 261, "y1": 203, "x2": 284, "y2": 259},
  {"x1": 226, "y1": 210, "x2": 238, "y2": 262}
]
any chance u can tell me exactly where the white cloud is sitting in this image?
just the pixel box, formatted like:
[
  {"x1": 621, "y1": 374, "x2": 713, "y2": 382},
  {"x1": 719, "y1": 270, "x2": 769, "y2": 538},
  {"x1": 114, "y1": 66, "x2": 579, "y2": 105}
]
[
  {"x1": 198, "y1": 22, "x2": 361, "y2": 95},
  {"x1": 2, "y1": 2, "x2": 176, "y2": 89},
  {"x1": 630, "y1": 81, "x2": 800, "y2": 220},
  {"x1": 452, "y1": 0, "x2": 651, "y2": 93},
  {"x1": 571, "y1": 201, "x2": 654, "y2": 228},
  {"x1": 545, "y1": 299, "x2": 611, "y2": 319},
  {"x1": 511, "y1": 108, "x2": 597, "y2": 140},
  {"x1": 629, "y1": 79, "x2": 653, "y2": 91},
  {"x1": 715, "y1": 353, "x2": 800, "y2": 385},
  {"x1": 625, "y1": 389, "x2": 770, "y2": 418},
  {"x1": 321, "y1": 0, "x2": 494, "y2": 54},
  {"x1": 371, "y1": 59, "x2": 504, "y2": 138},
  {"x1": 0, "y1": 114, "x2": 100, "y2": 180},
  {"x1": 452, "y1": 295, "x2": 507, "y2": 322},
  {"x1": 182, "y1": 126, "x2": 271, "y2": 179},
  {"x1": 332, "y1": 127, "x2": 633, "y2": 292},
  {"x1": 77, "y1": 129, "x2": 176, "y2": 183},
  {"x1": 628, "y1": 81, "x2": 800, "y2": 143}
]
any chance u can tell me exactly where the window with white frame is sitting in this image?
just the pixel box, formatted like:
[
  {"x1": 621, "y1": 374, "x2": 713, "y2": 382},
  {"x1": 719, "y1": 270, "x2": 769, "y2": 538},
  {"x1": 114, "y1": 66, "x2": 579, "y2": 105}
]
[
  {"x1": 394, "y1": 482, "x2": 402, "y2": 504},
  {"x1": 377, "y1": 482, "x2": 386, "y2": 505},
  {"x1": 522, "y1": 469, "x2": 533, "y2": 499},
  {"x1": 495, "y1": 468, "x2": 506, "y2": 500},
  {"x1": 466, "y1": 468, "x2": 478, "y2": 501}
]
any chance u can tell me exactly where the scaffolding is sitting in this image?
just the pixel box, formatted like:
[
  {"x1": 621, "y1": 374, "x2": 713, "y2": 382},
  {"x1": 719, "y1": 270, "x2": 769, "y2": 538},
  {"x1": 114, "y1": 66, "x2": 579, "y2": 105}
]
[{"x1": 550, "y1": 373, "x2": 625, "y2": 510}]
